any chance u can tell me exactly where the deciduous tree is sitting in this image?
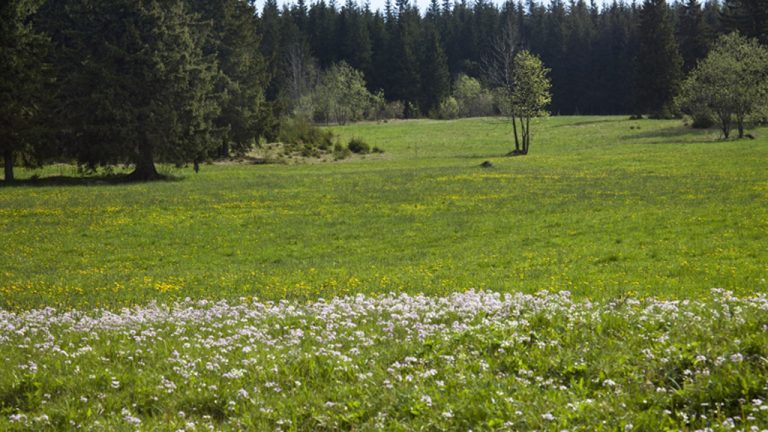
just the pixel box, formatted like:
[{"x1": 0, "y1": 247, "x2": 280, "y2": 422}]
[
  {"x1": 676, "y1": 33, "x2": 768, "y2": 139},
  {"x1": 499, "y1": 50, "x2": 552, "y2": 155}
]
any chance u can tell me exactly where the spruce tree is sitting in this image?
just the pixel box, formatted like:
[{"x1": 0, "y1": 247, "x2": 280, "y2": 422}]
[
  {"x1": 419, "y1": 24, "x2": 451, "y2": 114},
  {"x1": 677, "y1": 0, "x2": 710, "y2": 73},
  {"x1": 634, "y1": 0, "x2": 684, "y2": 117},
  {"x1": 563, "y1": 0, "x2": 597, "y2": 114},
  {"x1": 721, "y1": 0, "x2": 768, "y2": 43},
  {"x1": 54, "y1": 0, "x2": 220, "y2": 180},
  {"x1": 0, "y1": 0, "x2": 49, "y2": 182},
  {"x1": 338, "y1": 0, "x2": 373, "y2": 76},
  {"x1": 385, "y1": 4, "x2": 421, "y2": 116},
  {"x1": 188, "y1": 0, "x2": 270, "y2": 158},
  {"x1": 308, "y1": 1, "x2": 338, "y2": 68}
]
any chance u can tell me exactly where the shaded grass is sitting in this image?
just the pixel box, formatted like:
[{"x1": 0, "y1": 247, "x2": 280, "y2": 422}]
[{"x1": 1, "y1": 116, "x2": 767, "y2": 309}]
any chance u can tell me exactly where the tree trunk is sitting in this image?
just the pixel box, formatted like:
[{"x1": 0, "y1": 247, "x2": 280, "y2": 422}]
[
  {"x1": 3, "y1": 149, "x2": 14, "y2": 182},
  {"x1": 128, "y1": 141, "x2": 161, "y2": 181},
  {"x1": 718, "y1": 112, "x2": 730, "y2": 139},
  {"x1": 524, "y1": 117, "x2": 530, "y2": 154},
  {"x1": 511, "y1": 116, "x2": 520, "y2": 152},
  {"x1": 736, "y1": 114, "x2": 745, "y2": 138},
  {"x1": 518, "y1": 116, "x2": 529, "y2": 155}
]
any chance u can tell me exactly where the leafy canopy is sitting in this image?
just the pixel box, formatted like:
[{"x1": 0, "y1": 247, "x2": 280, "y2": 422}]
[{"x1": 676, "y1": 32, "x2": 768, "y2": 138}]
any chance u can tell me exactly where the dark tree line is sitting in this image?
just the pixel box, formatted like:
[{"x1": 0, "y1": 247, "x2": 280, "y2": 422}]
[
  {"x1": 1, "y1": 0, "x2": 766, "y2": 181},
  {"x1": 258, "y1": 0, "x2": 741, "y2": 118}
]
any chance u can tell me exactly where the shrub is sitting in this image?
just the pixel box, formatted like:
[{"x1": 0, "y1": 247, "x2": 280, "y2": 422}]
[
  {"x1": 433, "y1": 96, "x2": 459, "y2": 119},
  {"x1": 690, "y1": 110, "x2": 715, "y2": 129},
  {"x1": 333, "y1": 142, "x2": 351, "y2": 160},
  {"x1": 347, "y1": 137, "x2": 370, "y2": 154},
  {"x1": 278, "y1": 116, "x2": 333, "y2": 150},
  {"x1": 454, "y1": 74, "x2": 496, "y2": 117},
  {"x1": 382, "y1": 101, "x2": 405, "y2": 120}
]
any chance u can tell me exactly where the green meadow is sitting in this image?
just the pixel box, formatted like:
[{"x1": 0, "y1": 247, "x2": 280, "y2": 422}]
[
  {"x1": 1, "y1": 116, "x2": 767, "y2": 310},
  {"x1": 3, "y1": 116, "x2": 768, "y2": 431}
]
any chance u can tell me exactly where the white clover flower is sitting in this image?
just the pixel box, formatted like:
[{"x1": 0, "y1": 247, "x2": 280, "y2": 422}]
[
  {"x1": 542, "y1": 413, "x2": 555, "y2": 421},
  {"x1": 730, "y1": 353, "x2": 744, "y2": 363}
]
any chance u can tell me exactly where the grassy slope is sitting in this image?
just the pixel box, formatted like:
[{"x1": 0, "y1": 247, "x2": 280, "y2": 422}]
[{"x1": 1, "y1": 116, "x2": 767, "y2": 309}]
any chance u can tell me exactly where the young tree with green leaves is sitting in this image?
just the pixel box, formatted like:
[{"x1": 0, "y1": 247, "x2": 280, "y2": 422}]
[
  {"x1": 499, "y1": 50, "x2": 552, "y2": 155},
  {"x1": 676, "y1": 33, "x2": 768, "y2": 139},
  {"x1": 0, "y1": 0, "x2": 49, "y2": 182},
  {"x1": 53, "y1": 0, "x2": 221, "y2": 180},
  {"x1": 312, "y1": 61, "x2": 377, "y2": 124}
]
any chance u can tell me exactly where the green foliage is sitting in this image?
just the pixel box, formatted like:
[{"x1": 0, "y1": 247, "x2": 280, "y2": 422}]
[
  {"x1": 676, "y1": 33, "x2": 768, "y2": 138},
  {"x1": 677, "y1": 0, "x2": 711, "y2": 73},
  {"x1": 347, "y1": 137, "x2": 370, "y2": 154},
  {"x1": 433, "y1": 96, "x2": 460, "y2": 119},
  {"x1": 0, "y1": 0, "x2": 49, "y2": 181},
  {"x1": 499, "y1": 50, "x2": 552, "y2": 154},
  {"x1": 509, "y1": 51, "x2": 552, "y2": 118},
  {"x1": 187, "y1": 0, "x2": 271, "y2": 158},
  {"x1": 453, "y1": 74, "x2": 495, "y2": 118},
  {"x1": 634, "y1": 0, "x2": 684, "y2": 117},
  {"x1": 721, "y1": 0, "x2": 768, "y2": 44},
  {"x1": 311, "y1": 61, "x2": 379, "y2": 125},
  {"x1": 277, "y1": 116, "x2": 334, "y2": 157},
  {"x1": 418, "y1": 24, "x2": 451, "y2": 114},
  {"x1": 689, "y1": 109, "x2": 716, "y2": 129},
  {"x1": 52, "y1": 0, "x2": 221, "y2": 180},
  {"x1": 383, "y1": 101, "x2": 406, "y2": 120}
]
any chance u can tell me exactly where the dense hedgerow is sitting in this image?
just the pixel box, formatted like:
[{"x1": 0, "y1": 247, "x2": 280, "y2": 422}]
[{"x1": 1, "y1": 289, "x2": 767, "y2": 431}]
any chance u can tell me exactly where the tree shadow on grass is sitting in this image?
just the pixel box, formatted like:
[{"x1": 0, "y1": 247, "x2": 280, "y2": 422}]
[
  {"x1": 0, "y1": 173, "x2": 184, "y2": 188},
  {"x1": 620, "y1": 125, "x2": 723, "y2": 145}
]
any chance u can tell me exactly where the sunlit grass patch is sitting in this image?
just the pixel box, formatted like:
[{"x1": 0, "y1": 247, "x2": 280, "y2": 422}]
[{"x1": 1, "y1": 116, "x2": 767, "y2": 309}]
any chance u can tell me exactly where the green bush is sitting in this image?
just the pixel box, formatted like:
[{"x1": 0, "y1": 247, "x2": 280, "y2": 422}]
[
  {"x1": 433, "y1": 96, "x2": 459, "y2": 119},
  {"x1": 382, "y1": 101, "x2": 405, "y2": 119},
  {"x1": 347, "y1": 137, "x2": 370, "y2": 154},
  {"x1": 278, "y1": 116, "x2": 334, "y2": 153},
  {"x1": 690, "y1": 112, "x2": 715, "y2": 129},
  {"x1": 333, "y1": 142, "x2": 351, "y2": 160}
]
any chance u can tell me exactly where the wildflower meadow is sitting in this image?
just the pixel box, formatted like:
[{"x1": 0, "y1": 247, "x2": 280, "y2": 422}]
[{"x1": 1, "y1": 116, "x2": 768, "y2": 430}]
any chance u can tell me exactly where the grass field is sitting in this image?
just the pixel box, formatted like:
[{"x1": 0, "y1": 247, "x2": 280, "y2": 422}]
[
  {"x1": 2, "y1": 116, "x2": 768, "y2": 430},
  {"x1": 1, "y1": 116, "x2": 766, "y2": 309}
]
